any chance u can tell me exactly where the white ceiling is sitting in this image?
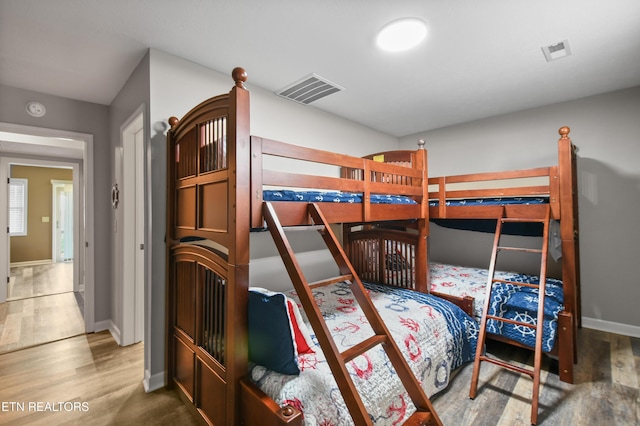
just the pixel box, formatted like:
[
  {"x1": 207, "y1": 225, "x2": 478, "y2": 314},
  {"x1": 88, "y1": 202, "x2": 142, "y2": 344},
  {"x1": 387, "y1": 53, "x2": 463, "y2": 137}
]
[{"x1": 1, "y1": 0, "x2": 639, "y2": 137}]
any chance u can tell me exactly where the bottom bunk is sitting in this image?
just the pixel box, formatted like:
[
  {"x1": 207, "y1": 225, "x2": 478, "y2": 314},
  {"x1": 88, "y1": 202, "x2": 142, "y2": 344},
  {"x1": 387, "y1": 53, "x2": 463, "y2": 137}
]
[
  {"x1": 345, "y1": 225, "x2": 575, "y2": 384},
  {"x1": 248, "y1": 281, "x2": 478, "y2": 426},
  {"x1": 167, "y1": 242, "x2": 478, "y2": 425}
]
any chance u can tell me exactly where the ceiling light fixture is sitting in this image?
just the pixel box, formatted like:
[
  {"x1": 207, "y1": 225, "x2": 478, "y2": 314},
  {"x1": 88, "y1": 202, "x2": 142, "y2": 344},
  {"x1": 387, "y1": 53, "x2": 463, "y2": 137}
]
[{"x1": 376, "y1": 18, "x2": 427, "y2": 52}]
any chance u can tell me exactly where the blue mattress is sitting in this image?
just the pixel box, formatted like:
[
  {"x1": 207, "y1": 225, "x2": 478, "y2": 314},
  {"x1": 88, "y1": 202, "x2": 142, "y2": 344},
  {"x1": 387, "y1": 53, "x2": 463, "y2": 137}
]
[
  {"x1": 429, "y1": 196, "x2": 548, "y2": 207},
  {"x1": 263, "y1": 189, "x2": 417, "y2": 204}
]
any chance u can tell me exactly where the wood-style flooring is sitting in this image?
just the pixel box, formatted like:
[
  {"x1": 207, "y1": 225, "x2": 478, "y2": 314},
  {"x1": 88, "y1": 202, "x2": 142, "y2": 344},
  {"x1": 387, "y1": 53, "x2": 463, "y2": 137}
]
[
  {"x1": 432, "y1": 327, "x2": 640, "y2": 425},
  {"x1": 8, "y1": 262, "x2": 74, "y2": 301},
  {"x1": 0, "y1": 263, "x2": 84, "y2": 354},
  {"x1": 0, "y1": 331, "x2": 199, "y2": 426},
  {"x1": 1, "y1": 270, "x2": 637, "y2": 424},
  {"x1": 0, "y1": 326, "x2": 637, "y2": 425}
]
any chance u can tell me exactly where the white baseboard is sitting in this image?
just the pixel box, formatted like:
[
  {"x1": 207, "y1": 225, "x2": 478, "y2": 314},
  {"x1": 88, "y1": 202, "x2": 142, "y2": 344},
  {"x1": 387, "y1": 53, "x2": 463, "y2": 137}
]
[
  {"x1": 108, "y1": 322, "x2": 122, "y2": 345},
  {"x1": 10, "y1": 259, "x2": 53, "y2": 267},
  {"x1": 143, "y1": 369, "x2": 165, "y2": 393},
  {"x1": 583, "y1": 316, "x2": 640, "y2": 338},
  {"x1": 93, "y1": 319, "x2": 111, "y2": 333},
  {"x1": 93, "y1": 319, "x2": 122, "y2": 345}
]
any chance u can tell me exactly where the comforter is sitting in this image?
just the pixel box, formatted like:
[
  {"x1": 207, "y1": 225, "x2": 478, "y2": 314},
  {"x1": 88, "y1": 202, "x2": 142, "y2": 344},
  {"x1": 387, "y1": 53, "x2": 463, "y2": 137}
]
[
  {"x1": 251, "y1": 281, "x2": 477, "y2": 426},
  {"x1": 429, "y1": 262, "x2": 564, "y2": 353}
]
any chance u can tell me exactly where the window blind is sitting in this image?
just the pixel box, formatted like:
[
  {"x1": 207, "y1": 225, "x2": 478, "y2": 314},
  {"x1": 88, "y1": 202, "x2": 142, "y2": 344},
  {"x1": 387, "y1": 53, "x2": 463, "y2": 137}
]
[{"x1": 9, "y1": 178, "x2": 27, "y2": 236}]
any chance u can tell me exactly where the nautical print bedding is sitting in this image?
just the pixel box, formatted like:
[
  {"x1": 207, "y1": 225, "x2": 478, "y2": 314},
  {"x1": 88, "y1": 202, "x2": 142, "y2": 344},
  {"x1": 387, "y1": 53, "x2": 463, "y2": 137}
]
[
  {"x1": 250, "y1": 281, "x2": 477, "y2": 426},
  {"x1": 428, "y1": 196, "x2": 548, "y2": 207},
  {"x1": 429, "y1": 262, "x2": 564, "y2": 353},
  {"x1": 264, "y1": 189, "x2": 417, "y2": 204}
]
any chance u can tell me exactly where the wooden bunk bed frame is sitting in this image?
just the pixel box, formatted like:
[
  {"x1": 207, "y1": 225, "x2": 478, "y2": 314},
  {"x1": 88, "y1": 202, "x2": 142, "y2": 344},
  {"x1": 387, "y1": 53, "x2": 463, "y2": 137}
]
[
  {"x1": 345, "y1": 128, "x2": 580, "y2": 384},
  {"x1": 165, "y1": 68, "x2": 443, "y2": 425}
]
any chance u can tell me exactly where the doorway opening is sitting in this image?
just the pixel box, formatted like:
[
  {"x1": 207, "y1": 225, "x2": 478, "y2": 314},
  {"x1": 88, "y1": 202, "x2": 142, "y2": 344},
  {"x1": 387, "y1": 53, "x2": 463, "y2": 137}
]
[
  {"x1": 7, "y1": 165, "x2": 77, "y2": 302},
  {"x1": 0, "y1": 123, "x2": 94, "y2": 353}
]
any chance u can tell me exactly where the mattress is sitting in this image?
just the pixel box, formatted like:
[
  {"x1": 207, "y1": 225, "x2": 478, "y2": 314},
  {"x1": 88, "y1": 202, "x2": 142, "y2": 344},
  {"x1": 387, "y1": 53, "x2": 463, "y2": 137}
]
[
  {"x1": 429, "y1": 196, "x2": 548, "y2": 207},
  {"x1": 263, "y1": 189, "x2": 417, "y2": 204},
  {"x1": 250, "y1": 281, "x2": 477, "y2": 426},
  {"x1": 429, "y1": 262, "x2": 563, "y2": 353}
]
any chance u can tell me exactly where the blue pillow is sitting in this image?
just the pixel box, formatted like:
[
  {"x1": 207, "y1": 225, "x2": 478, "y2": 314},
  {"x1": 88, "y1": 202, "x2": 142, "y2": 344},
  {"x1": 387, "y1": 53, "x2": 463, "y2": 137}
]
[{"x1": 248, "y1": 288, "x2": 300, "y2": 375}]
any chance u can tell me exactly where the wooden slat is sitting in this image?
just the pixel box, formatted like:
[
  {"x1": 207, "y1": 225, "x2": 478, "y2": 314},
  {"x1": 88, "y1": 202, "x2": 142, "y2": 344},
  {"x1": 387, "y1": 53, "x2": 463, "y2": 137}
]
[
  {"x1": 428, "y1": 166, "x2": 551, "y2": 185},
  {"x1": 479, "y1": 355, "x2": 535, "y2": 378},
  {"x1": 340, "y1": 335, "x2": 387, "y2": 363},
  {"x1": 497, "y1": 246, "x2": 543, "y2": 254},
  {"x1": 308, "y1": 274, "x2": 353, "y2": 289},
  {"x1": 486, "y1": 315, "x2": 537, "y2": 328},
  {"x1": 492, "y1": 278, "x2": 540, "y2": 289}
]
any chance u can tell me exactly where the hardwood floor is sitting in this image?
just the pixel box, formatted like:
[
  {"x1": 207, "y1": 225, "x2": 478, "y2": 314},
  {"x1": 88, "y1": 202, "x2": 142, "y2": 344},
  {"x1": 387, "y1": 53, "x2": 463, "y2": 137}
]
[
  {"x1": 9, "y1": 263, "x2": 74, "y2": 301},
  {"x1": 1, "y1": 263, "x2": 84, "y2": 354},
  {"x1": 1, "y1": 269, "x2": 637, "y2": 425},
  {"x1": 0, "y1": 331, "x2": 199, "y2": 426},
  {"x1": 432, "y1": 327, "x2": 640, "y2": 425},
  {"x1": 0, "y1": 327, "x2": 636, "y2": 425}
]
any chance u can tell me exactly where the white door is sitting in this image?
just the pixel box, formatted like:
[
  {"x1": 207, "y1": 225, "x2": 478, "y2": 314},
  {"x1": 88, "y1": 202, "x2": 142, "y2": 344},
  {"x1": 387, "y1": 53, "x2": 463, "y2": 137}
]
[
  {"x1": 52, "y1": 181, "x2": 73, "y2": 263},
  {"x1": 121, "y1": 112, "x2": 145, "y2": 346}
]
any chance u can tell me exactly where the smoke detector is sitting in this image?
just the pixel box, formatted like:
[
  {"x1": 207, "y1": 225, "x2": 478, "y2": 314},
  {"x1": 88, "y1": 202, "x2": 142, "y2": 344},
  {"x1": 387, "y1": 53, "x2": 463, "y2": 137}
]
[
  {"x1": 26, "y1": 101, "x2": 46, "y2": 117},
  {"x1": 275, "y1": 73, "x2": 344, "y2": 105},
  {"x1": 542, "y1": 40, "x2": 571, "y2": 62}
]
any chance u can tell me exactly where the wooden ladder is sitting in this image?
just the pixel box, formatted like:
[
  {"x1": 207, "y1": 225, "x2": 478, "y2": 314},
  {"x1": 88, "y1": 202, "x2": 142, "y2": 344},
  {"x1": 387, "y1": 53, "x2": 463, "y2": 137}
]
[
  {"x1": 469, "y1": 206, "x2": 551, "y2": 425},
  {"x1": 262, "y1": 202, "x2": 442, "y2": 426}
]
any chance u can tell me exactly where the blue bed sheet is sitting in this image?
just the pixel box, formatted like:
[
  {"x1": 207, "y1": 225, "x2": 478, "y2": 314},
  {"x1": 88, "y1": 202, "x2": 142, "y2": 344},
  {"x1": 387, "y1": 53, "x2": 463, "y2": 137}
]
[
  {"x1": 429, "y1": 196, "x2": 548, "y2": 207},
  {"x1": 263, "y1": 189, "x2": 417, "y2": 204}
]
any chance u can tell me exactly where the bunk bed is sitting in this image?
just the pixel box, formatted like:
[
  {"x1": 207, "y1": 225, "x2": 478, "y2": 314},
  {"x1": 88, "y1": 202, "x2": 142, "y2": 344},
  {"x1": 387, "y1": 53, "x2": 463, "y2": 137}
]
[
  {"x1": 346, "y1": 127, "x2": 580, "y2": 386},
  {"x1": 165, "y1": 68, "x2": 477, "y2": 426}
]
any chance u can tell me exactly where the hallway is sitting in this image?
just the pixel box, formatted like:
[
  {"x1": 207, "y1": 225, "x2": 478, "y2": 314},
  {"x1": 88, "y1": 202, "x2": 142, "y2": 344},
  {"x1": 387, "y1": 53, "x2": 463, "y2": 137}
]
[{"x1": 0, "y1": 263, "x2": 84, "y2": 354}]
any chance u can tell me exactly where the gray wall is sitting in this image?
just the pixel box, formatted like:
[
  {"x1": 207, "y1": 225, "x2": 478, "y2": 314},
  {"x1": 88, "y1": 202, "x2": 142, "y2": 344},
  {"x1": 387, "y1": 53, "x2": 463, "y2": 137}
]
[
  {"x1": 0, "y1": 84, "x2": 111, "y2": 324},
  {"x1": 108, "y1": 52, "x2": 151, "y2": 376},
  {"x1": 400, "y1": 86, "x2": 640, "y2": 330}
]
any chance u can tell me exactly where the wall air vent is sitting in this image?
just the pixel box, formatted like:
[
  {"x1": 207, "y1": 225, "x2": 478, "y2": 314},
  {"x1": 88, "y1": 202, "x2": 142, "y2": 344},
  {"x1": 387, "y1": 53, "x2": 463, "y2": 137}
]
[
  {"x1": 275, "y1": 73, "x2": 344, "y2": 105},
  {"x1": 542, "y1": 39, "x2": 571, "y2": 62}
]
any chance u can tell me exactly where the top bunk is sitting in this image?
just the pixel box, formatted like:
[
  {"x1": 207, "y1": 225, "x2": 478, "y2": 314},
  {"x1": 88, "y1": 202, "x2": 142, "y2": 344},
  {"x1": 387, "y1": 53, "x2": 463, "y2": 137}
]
[
  {"x1": 427, "y1": 126, "x2": 578, "y2": 224},
  {"x1": 166, "y1": 67, "x2": 428, "y2": 252}
]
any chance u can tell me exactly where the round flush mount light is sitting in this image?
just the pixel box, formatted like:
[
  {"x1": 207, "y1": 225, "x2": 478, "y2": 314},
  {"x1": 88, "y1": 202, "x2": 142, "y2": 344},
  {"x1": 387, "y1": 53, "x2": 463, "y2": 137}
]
[
  {"x1": 376, "y1": 18, "x2": 427, "y2": 52},
  {"x1": 26, "y1": 101, "x2": 46, "y2": 117}
]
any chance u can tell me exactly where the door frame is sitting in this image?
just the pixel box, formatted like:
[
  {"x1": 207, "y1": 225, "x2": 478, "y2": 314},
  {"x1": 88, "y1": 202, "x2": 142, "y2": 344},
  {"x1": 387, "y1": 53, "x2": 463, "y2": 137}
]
[{"x1": 0, "y1": 122, "x2": 94, "y2": 332}]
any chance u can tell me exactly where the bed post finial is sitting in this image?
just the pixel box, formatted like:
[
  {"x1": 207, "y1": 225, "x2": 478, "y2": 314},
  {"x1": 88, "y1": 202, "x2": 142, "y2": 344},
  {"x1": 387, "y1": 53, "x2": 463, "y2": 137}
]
[
  {"x1": 232, "y1": 67, "x2": 248, "y2": 89},
  {"x1": 417, "y1": 139, "x2": 426, "y2": 150},
  {"x1": 559, "y1": 126, "x2": 570, "y2": 139},
  {"x1": 168, "y1": 116, "x2": 179, "y2": 129}
]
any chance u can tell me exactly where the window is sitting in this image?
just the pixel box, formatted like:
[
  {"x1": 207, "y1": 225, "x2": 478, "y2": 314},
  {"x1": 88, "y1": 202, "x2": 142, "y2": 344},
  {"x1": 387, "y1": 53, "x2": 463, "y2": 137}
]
[{"x1": 9, "y1": 178, "x2": 28, "y2": 236}]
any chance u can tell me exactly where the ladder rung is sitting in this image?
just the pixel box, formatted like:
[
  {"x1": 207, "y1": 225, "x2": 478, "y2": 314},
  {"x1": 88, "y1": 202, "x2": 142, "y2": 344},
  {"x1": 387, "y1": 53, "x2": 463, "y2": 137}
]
[
  {"x1": 497, "y1": 246, "x2": 543, "y2": 254},
  {"x1": 492, "y1": 278, "x2": 540, "y2": 289},
  {"x1": 281, "y1": 224, "x2": 326, "y2": 232},
  {"x1": 404, "y1": 411, "x2": 435, "y2": 426},
  {"x1": 501, "y1": 217, "x2": 546, "y2": 223},
  {"x1": 341, "y1": 335, "x2": 387, "y2": 363},
  {"x1": 309, "y1": 274, "x2": 353, "y2": 289},
  {"x1": 486, "y1": 314, "x2": 537, "y2": 328},
  {"x1": 479, "y1": 355, "x2": 535, "y2": 378}
]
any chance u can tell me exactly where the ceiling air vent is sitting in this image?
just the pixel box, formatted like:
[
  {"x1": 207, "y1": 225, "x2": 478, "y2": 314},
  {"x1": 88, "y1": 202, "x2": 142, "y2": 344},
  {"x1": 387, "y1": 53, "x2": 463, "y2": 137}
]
[
  {"x1": 542, "y1": 39, "x2": 571, "y2": 62},
  {"x1": 276, "y1": 73, "x2": 344, "y2": 105}
]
